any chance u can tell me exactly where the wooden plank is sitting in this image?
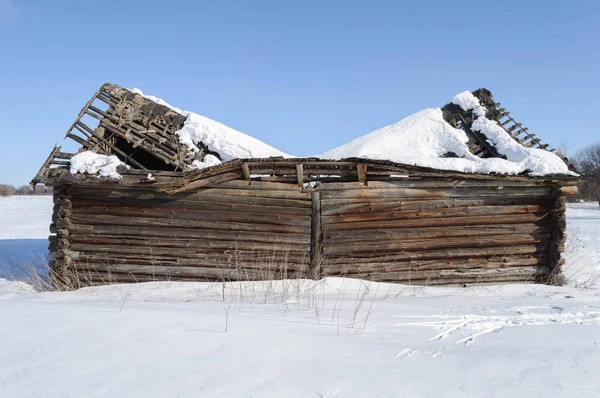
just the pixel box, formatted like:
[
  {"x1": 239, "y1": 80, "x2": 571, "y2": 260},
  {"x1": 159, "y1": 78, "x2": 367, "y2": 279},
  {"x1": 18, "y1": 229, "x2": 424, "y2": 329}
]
[
  {"x1": 309, "y1": 192, "x2": 322, "y2": 279},
  {"x1": 357, "y1": 162, "x2": 368, "y2": 185},
  {"x1": 296, "y1": 163, "x2": 304, "y2": 187},
  {"x1": 241, "y1": 162, "x2": 251, "y2": 182}
]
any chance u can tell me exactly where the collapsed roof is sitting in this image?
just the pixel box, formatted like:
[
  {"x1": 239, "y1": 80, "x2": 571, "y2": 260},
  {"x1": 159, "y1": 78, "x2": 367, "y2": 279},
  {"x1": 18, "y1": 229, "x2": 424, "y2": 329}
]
[{"x1": 32, "y1": 83, "x2": 575, "y2": 186}]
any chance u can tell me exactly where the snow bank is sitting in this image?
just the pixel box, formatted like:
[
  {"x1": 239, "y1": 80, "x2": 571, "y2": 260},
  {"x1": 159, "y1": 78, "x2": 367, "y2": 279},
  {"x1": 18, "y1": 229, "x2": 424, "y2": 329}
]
[
  {"x1": 132, "y1": 88, "x2": 292, "y2": 169},
  {"x1": 70, "y1": 151, "x2": 124, "y2": 179}
]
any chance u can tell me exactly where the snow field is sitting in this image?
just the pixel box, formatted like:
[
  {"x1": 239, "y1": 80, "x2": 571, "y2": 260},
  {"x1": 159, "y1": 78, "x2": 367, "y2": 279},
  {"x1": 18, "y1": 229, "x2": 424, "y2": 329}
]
[{"x1": 1, "y1": 196, "x2": 600, "y2": 397}]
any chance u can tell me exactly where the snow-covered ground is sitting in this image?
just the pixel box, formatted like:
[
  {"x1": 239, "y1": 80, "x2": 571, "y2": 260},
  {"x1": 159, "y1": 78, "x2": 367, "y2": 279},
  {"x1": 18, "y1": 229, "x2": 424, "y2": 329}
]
[{"x1": 1, "y1": 196, "x2": 600, "y2": 397}]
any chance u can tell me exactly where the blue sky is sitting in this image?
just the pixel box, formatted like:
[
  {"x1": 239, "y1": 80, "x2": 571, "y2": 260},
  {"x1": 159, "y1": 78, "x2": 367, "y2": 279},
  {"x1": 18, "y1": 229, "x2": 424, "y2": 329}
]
[{"x1": 0, "y1": 0, "x2": 598, "y2": 185}]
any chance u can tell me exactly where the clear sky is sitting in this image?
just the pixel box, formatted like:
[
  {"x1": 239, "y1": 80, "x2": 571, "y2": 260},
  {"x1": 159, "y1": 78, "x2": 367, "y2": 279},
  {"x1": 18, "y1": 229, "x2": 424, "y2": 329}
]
[{"x1": 0, "y1": 0, "x2": 598, "y2": 185}]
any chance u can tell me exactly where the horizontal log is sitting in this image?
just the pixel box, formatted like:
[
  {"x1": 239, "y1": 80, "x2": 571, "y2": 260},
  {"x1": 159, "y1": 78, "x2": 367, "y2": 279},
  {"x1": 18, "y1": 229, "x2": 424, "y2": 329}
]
[
  {"x1": 71, "y1": 194, "x2": 312, "y2": 210},
  {"x1": 321, "y1": 205, "x2": 546, "y2": 224},
  {"x1": 322, "y1": 213, "x2": 549, "y2": 231},
  {"x1": 74, "y1": 262, "x2": 309, "y2": 276},
  {"x1": 325, "y1": 231, "x2": 550, "y2": 248},
  {"x1": 76, "y1": 251, "x2": 309, "y2": 266},
  {"x1": 70, "y1": 236, "x2": 308, "y2": 253},
  {"x1": 323, "y1": 234, "x2": 546, "y2": 255},
  {"x1": 71, "y1": 198, "x2": 312, "y2": 216},
  {"x1": 316, "y1": 179, "x2": 555, "y2": 191},
  {"x1": 68, "y1": 243, "x2": 309, "y2": 261},
  {"x1": 320, "y1": 186, "x2": 553, "y2": 200},
  {"x1": 324, "y1": 224, "x2": 550, "y2": 243},
  {"x1": 69, "y1": 235, "x2": 308, "y2": 252},
  {"x1": 70, "y1": 185, "x2": 311, "y2": 200},
  {"x1": 72, "y1": 209, "x2": 311, "y2": 228},
  {"x1": 70, "y1": 215, "x2": 309, "y2": 234},
  {"x1": 321, "y1": 198, "x2": 551, "y2": 216},
  {"x1": 559, "y1": 185, "x2": 578, "y2": 196},
  {"x1": 71, "y1": 224, "x2": 310, "y2": 245},
  {"x1": 74, "y1": 268, "x2": 300, "y2": 284},
  {"x1": 322, "y1": 256, "x2": 545, "y2": 275},
  {"x1": 320, "y1": 196, "x2": 549, "y2": 206},
  {"x1": 323, "y1": 245, "x2": 546, "y2": 261}
]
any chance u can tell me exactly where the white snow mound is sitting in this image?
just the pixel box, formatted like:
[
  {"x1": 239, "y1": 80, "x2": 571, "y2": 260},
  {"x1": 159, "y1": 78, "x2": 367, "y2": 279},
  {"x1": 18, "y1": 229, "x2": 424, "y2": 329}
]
[
  {"x1": 70, "y1": 151, "x2": 124, "y2": 179},
  {"x1": 132, "y1": 88, "x2": 292, "y2": 169},
  {"x1": 320, "y1": 93, "x2": 575, "y2": 176}
]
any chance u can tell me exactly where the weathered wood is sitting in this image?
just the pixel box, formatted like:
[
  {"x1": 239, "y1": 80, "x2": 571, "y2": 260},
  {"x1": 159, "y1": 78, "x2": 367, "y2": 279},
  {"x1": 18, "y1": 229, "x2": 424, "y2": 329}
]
[
  {"x1": 322, "y1": 204, "x2": 547, "y2": 224},
  {"x1": 70, "y1": 224, "x2": 310, "y2": 244},
  {"x1": 309, "y1": 192, "x2": 322, "y2": 279},
  {"x1": 163, "y1": 172, "x2": 244, "y2": 194},
  {"x1": 323, "y1": 234, "x2": 546, "y2": 256},
  {"x1": 323, "y1": 213, "x2": 549, "y2": 232},
  {"x1": 357, "y1": 162, "x2": 368, "y2": 185},
  {"x1": 71, "y1": 198, "x2": 312, "y2": 216},
  {"x1": 70, "y1": 215, "x2": 309, "y2": 234},
  {"x1": 241, "y1": 162, "x2": 251, "y2": 182},
  {"x1": 74, "y1": 207, "x2": 311, "y2": 227},
  {"x1": 296, "y1": 163, "x2": 304, "y2": 187}
]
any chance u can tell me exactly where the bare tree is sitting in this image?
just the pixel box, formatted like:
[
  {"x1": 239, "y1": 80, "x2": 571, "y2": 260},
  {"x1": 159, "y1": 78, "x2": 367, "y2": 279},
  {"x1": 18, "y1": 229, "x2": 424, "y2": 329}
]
[
  {"x1": 15, "y1": 185, "x2": 32, "y2": 195},
  {"x1": 0, "y1": 184, "x2": 16, "y2": 197},
  {"x1": 572, "y1": 143, "x2": 600, "y2": 207}
]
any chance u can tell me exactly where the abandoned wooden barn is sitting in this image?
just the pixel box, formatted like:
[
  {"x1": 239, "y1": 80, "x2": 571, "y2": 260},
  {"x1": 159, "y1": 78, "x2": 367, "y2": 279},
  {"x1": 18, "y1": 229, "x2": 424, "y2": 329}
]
[{"x1": 32, "y1": 83, "x2": 579, "y2": 288}]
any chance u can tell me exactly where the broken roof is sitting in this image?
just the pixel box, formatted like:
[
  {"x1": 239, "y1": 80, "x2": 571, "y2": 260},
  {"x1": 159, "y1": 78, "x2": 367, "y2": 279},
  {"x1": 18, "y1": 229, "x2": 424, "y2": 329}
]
[{"x1": 31, "y1": 83, "x2": 575, "y2": 187}]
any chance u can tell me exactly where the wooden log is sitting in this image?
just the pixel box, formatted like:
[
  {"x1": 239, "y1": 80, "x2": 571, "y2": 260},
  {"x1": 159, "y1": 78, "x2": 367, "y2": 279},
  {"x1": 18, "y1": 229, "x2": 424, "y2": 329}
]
[
  {"x1": 323, "y1": 234, "x2": 546, "y2": 255},
  {"x1": 73, "y1": 207, "x2": 311, "y2": 228},
  {"x1": 321, "y1": 204, "x2": 547, "y2": 224},
  {"x1": 559, "y1": 185, "x2": 578, "y2": 196},
  {"x1": 70, "y1": 224, "x2": 310, "y2": 244},
  {"x1": 76, "y1": 251, "x2": 309, "y2": 267},
  {"x1": 162, "y1": 172, "x2": 244, "y2": 194},
  {"x1": 69, "y1": 215, "x2": 308, "y2": 234},
  {"x1": 71, "y1": 190, "x2": 312, "y2": 209},
  {"x1": 321, "y1": 256, "x2": 545, "y2": 275},
  {"x1": 68, "y1": 243, "x2": 309, "y2": 260},
  {"x1": 70, "y1": 198, "x2": 312, "y2": 216},
  {"x1": 324, "y1": 229, "x2": 550, "y2": 245},
  {"x1": 321, "y1": 196, "x2": 550, "y2": 207},
  {"x1": 322, "y1": 244, "x2": 546, "y2": 261},
  {"x1": 322, "y1": 213, "x2": 549, "y2": 231},
  {"x1": 69, "y1": 236, "x2": 308, "y2": 253},
  {"x1": 320, "y1": 186, "x2": 553, "y2": 200},
  {"x1": 309, "y1": 192, "x2": 322, "y2": 279},
  {"x1": 296, "y1": 163, "x2": 304, "y2": 187},
  {"x1": 357, "y1": 162, "x2": 368, "y2": 185}
]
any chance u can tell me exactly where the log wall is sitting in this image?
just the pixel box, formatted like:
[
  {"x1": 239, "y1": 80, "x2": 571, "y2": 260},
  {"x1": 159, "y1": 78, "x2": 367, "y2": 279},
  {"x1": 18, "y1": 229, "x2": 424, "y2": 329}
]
[
  {"x1": 50, "y1": 182, "x2": 312, "y2": 287},
  {"x1": 317, "y1": 181, "x2": 563, "y2": 285},
  {"x1": 47, "y1": 161, "x2": 574, "y2": 289}
]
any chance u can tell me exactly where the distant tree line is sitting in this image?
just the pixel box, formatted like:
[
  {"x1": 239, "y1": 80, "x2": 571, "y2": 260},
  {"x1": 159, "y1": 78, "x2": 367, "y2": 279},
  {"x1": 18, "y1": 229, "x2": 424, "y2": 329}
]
[
  {"x1": 0, "y1": 184, "x2": 53, "y2": 197},
  {"x1": 571, "y1": 142, "x2": 600, "y2": 207}
]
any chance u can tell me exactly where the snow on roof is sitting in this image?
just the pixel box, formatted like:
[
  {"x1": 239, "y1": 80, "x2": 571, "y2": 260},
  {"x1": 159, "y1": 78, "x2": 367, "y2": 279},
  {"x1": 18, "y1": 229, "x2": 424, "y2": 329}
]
[
  {"x1": 131, "y1": 88, "x2": 292, "y2": 169},
  {"x1": 320, "y1": 92, "x2": 575, "y2": 176},
  {"x1": 70, "y1": 87, "x2": 573, "y2": 178},
  {"x1": 70, "y1": 151, "x2": 124, "y2": 179}
]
